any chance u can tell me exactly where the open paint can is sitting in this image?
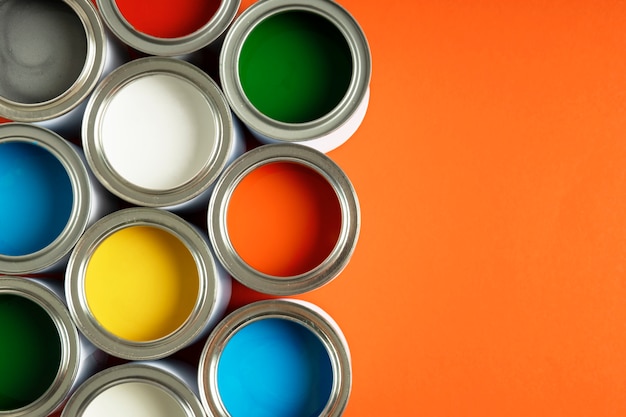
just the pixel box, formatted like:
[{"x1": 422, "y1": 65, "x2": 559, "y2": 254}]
[
  {"x1": 0, "y1": 0, "x2": 118, "y2": 135},
  {"x1": 220, "y1": 0, "x2": 371, "y2": 153},
  {"x1": 198, "y1": 299, "x2": 352, "y2": 417},
  {"x1": 61, "y1": 361, "x2": 206, "y2": 417},
  {"x1": 0, "y1": 123, "x2": 112, "y2": 274},
  {"x1": 82, "y1": 57, "x2": 244, "y2": 211},
  {"x1": 96, "y1": 0, "x2": 240, "y2": 56},
  {"x1": 0, "y1": 276, "x2": 105, "y2": 417},
  {"x1": 65, "y1": 207, "x2": 231, "y2": 360},
  {"x1": 208, "y1": 144, "x2": 360, "y2": 295}
]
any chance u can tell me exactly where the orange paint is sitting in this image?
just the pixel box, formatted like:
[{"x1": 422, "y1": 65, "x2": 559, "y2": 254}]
[
  {"x1": 114, "y1": 0, "x2": 221, "y2": 39},
  {"x1": 16, "y1": 1, "x2": 626, "y2": 417},
  {"x1": 227, "y1": 162, "x2": 342, "y2": 277}
]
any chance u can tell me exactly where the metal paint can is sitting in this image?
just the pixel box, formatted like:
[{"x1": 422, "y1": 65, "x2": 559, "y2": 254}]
[
  {"x1": 61, "y1": 361, "x2": 206, "y2": 417},
  {"x1": 198, "y1": 298, "x2": 352, "y2": 417},
  {"x1": 208, "y1": 143, "x2": 360, "y2": 295},
  {"x1": 0, "y1": 123, "x2": 113, "y2": 274},
  {"x1": 65, "y1": 207, "x2": 231, "y2": 360},
  {"x1": 96, "y1": 0, "x2": 240, "y2": 57},
  {"x1": 0, "y1": 0, "x2": 121, "y2": 137},
  {"x1": 82, "y1": 57, "x2": 244, "y2": 211},
  {"x1": 0, "y1": 276, "x2": 106, "y2": 417},
  {"x1": 220, "y1": 0, "x2": 371, "y2": 153}
]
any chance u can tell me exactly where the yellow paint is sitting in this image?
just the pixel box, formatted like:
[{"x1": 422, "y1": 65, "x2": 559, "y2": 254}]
[{"x1": 84, "y1": 226, "x2": 199, "y2": 342}]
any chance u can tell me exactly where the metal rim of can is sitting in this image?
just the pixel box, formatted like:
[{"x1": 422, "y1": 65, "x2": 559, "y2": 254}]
[
  {"x1": 65, "y1": 207, "x2": 226, "y2": 360},
  {"x1": 0, "y1": 276, "x2": 83, "y2": 417},
  {"x1": 208, "y1": 143, "x2": 360, "y2": 295},
  {"x1": 0, "y1": 123, "x2": 93, "y2": 274},
  {"x1": 96, "y1": 0, "x2": 241, "y2": 56},
  {"x1": 61, "y1": 363, "x2": 206, "y2": 417},
  {"x1": 219, "y1": 0, "x2": 372, "y2": 144},
  {"x1": 198, "y1": 298, "x2": 352, "y2": 417},
  {"x1": 0, "y1": 0, "x2": 107, "y2": 122},
  {"x1": 82, "y1": 57, "x2": 236, "y2": 208}
]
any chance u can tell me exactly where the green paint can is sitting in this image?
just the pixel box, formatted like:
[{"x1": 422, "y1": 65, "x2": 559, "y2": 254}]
[
  {"x1": 220, "y1": 0, "x2": 371, "y2": 153},
  {"x1": 0, "y1": 276, "x2": 105, "y2": 416}
]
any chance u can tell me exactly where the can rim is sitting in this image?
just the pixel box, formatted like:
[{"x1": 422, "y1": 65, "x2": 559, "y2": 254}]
[
  {"x1": 65, "y1": 207, "x2": 222, "y2": 360},
  {"x1": 82, "y1": 57, "x2": 235, "y2": 208},
  {"x1": 96, "y1": 0, "x2": 240, "y2": 56},
  {"x1": 0, "y1": 277, "x2": 82, "y2": 417},
  {"x1": 0, "y1": 123, "x2": 92, "y2": 274},
  {"x1": 219, "y1": 0, "x2": 372, "y2": 142},
  {"x1": 208, "y1": 143, "x2": 360, "y2": 295},
  {"x1": 0, "y1": 0, "x2": 107, "y2": 122},
  {"x1": 61, "y1": 363, "x2": 206, "y2": 417},
  {"x1": 197, "y1": 299, "x2": 352, "y2": 417}
]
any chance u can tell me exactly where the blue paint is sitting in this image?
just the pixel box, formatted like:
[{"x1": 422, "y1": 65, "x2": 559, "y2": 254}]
[
  {"x1": 217, "y1": 318, "x2": 333, "y2": 417},
  {"x1": 0, "y1": 142, "x2": 73, "y2": 256}
]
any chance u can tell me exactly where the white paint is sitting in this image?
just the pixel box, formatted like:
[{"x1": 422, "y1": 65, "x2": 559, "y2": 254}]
[
  {"x1": 81, "y1": 381, "x2": 188, "y2": 417},
  {"x1": 253, "y1": 87, "x2": 371, "y2": 154},
  {"x1": 101, "y1": 74, "x2": 218, "y2": 190}
]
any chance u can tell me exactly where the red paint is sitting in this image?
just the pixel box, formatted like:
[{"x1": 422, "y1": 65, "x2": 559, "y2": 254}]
[
  {"x1": 114, "y1": 0, "x2": 221, "y2": 39},
  {"x1": 227, "y1": 162, "x2": 342, "y2": 277}
]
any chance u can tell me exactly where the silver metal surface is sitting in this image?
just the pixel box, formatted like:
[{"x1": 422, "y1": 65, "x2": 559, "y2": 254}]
[
  {"x1": 82, "y1": 57, "x2": 240, "y2": 209},
  {"x1": 61, "y1": 362, "x2": 206, "y2": 417},
  {"x1": 65, "y1": 207, "x2": 231, "y2": 360},
  {"x1": 0, "y1": 0, "x2": 107, "y2": 122},
  {"x1": 0, "y1": 276, "x2": 103, "y2": 417},
  {"x1": 198, "y1": 299, "x2": 352, "y2": 417},
  {"x1": 96, "y1": 0, "x2": 240, "y2": 56},
  {"x1": 208, "y1": 143, "x2": 360, "y2": 295},
  {"x1": 219, "y1": 0, "x2": 371, "y2": 143},
  {"x1": 0, "y1": 123, "x2": 97, "y2": 274}
]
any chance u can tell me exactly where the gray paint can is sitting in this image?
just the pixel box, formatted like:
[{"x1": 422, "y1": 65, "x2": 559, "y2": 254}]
[{"x1": 0, "y1": 0, "x2": 124, "y2": 137}]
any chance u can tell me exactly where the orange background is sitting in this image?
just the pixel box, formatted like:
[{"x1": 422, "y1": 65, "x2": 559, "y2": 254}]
[
  {"x1": 278, "y1": 1, "x2": 626, "y2": 416},
  {"x1": 3, "y1": 0, "x2": 626, "y2": 416}
]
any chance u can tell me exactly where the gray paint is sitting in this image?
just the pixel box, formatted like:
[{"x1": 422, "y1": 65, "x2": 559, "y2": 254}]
[{"x1": 0, "y1": 0, "x2": 87, "y2": 104}]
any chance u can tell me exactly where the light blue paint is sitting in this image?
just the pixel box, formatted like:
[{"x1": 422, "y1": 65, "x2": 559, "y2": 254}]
[
  {"x1": 217, "y1": 318, "x2": 333, "y2": 417},
  {"x1": 0, "y1": 142, "x2": 73, "y2": 256}
]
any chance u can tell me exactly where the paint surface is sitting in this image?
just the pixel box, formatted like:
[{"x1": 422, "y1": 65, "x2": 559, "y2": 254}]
[
  {"x1": 0, "y1": 0, "x2": 87, "y2": 103},
  {"x1": 217, "y1": 318, "x2": 333, "y2": 417},
  {"x1": 238, "y1": 10, "x2": 353, "y2": 123},
  {"x1": 0, "y1": 142, "x2": 73, "y2": 256},
  {"x1": 81, "y1": 381, "x2": 187, "y2": 417},
  {"x1": 84, "y1": 226, "x2": 199, "y2": 342},
  {"x1": 114, "y1": 0, "x2": 221, "y2": 39},
  {"x1": 0, "y1": 294, "x2": 62, "y2": 411},
  {"x1": 101, "y1": 73, "x2": 218, "y2": 191},
  {"x1": 227, "y1": 162, "x2": 342, "y2": 277}
]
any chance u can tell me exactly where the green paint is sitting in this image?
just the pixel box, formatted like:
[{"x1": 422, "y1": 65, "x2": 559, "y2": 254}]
[
  {"x1": 238, "y1": 10, "x2": 353, "y2": 124},
  {"x1": 0, "y1": 294, "x2": 62, "y2": 411}
]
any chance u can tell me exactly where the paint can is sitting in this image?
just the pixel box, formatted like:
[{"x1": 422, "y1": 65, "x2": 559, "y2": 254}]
[
  {"x1": 65, "y1": 207, "x2": 231, "y2": 360},
  {"x1": 82, "y1": 57, "x2": 244, "y2": 211},
  {"x1": 220, "y1": 0, "x2": 371, "y2": 153},
  {"x1": 0, "y1": 0, "x2": 120, "y2": 137},
  {"x1": 0, "y1": 276, "x2": 106, "y2": 417},
  {"x1": 0, "y1": 123, "x2": 113, "y2": 274},
  {"x1": 61, "y1": 361, "x2": 206, "y2": 417},
  {"x1": 198, "y1": 298, "x2": 351, "y2": 417},
  {"x1": 208, "y1": 144, "x2": 360, "y2": 295},
  {"x1": 96, "y1": 0, "x2": 240, "y2": 57}
]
